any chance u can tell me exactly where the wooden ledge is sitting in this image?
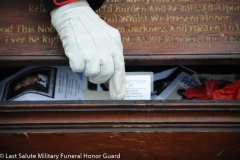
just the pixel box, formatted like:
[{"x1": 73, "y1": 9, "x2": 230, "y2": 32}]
[{"x1": 1, "y1": 100, "x2": 240, "y2": 133}]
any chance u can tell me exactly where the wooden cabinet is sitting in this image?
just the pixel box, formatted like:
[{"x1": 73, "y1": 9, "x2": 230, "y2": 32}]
[{"x1": 0, "y1": 0, "x2": 240, "y2": 159}]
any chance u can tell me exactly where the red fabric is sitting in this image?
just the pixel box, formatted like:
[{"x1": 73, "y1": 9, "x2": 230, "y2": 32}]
[
  {"x1": 186, "y1": 80, "x2": 223, "y2": 99},
  {"x1": 53, "y1": 0, "x2": 79, "y2": 6},
  {"x1": 186, "y1": 84, "x2": 207, "y2": 99},
  {"x1": 186, "y1": 79, "x2": 240, "y2": 100},
  {"x1": 213, "y1": 79, "x2": 240, "y2": 100}
]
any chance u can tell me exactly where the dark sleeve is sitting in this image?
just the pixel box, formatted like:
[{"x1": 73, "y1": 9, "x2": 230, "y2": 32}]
[
  {"x1": 43, "y1": 0, "x2": 105, "y2": 17},
  {"x1": 87, "y1": 0, "x2": 105, "y2": 11}
]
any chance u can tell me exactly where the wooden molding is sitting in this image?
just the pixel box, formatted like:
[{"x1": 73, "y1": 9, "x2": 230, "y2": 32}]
[{"x1": 1, "y1": 100, "x2": 240, "y2": 133}]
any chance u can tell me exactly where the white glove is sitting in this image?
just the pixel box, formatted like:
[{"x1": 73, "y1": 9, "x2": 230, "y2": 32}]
[{"x1": 51, "y1": 1, "x2": 126, "y2": 100}]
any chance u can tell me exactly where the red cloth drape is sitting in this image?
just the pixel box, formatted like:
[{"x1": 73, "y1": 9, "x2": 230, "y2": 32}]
[{"x1": 186, "y1": 80, "x2": 240, "y2": 100}]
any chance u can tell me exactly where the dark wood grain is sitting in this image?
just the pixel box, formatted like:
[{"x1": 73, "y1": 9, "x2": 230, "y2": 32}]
[
  {"x1": 0, "y1": 100, "x2": 240, "y2": 133},
  {"x1": 0, "y1": 132, "x2": 240, "y2": 159},
  {"x1": 0, "y1": 101, "x2": 240, "y2": 159}
]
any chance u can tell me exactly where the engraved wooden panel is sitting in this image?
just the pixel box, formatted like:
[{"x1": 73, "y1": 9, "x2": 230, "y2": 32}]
[
  {"x1": 0, "y1": 0, "x2": 240, "y2": 65},
  {"x1": 100, "y1": 0, "x2": 240, "y2": 55},
  {"x1": 0, "y1": 0, "x2": 63, "y2": 56}
]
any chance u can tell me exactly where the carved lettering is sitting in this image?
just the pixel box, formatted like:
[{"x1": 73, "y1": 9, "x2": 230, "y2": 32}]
[
  {"x1": 28, "y1": 4, "x2": 46, "y2": 12},
  {"x1": 116, "y1": 26, "x2": 126, "y2": 33},
  {"x1": 168, "y1": 5, "x2": 180, "y2": 11},
  {"x1": 188, "y1": 24, "x2": 221, "y2": 32},
  {"x1": 153, "y1": 0, "x2": 170, "y2": 2},
  {"x1": 170, "y1": 24, "x2": 187, "y2": 32},
  {"x1": 127, "y1": 24, "x2": 167, "y2": 32},
  {"x1": 17, "y1": 25, "x2": 35, "y2": 33},
  {"x1": 219, "y1": 3, "x2": 240, "y2": 13},
  {"x1": 201, "y1": 13, "x2": 231, "y2": 21},
  {"x1": 41, "y1": 35, "x2": 60, "y2": 45},
  {"x1": 137, "y1": 35, "x2": 148, "y2": 42},
  {"x1": 122, "y1": 35, "x2": 134, "y2": 43},
  {"x1": 100, "y1": 14, "x2": 118, "y2": 22},
  {"x1": 237, "y1": 24, "x2": 240, "y2": 30},
  {"x1": 149, "y1": 4, "x2": 167, "y2": 12},
  {"x1": 150, "y1": 14, "x2": 165, "y2": 22},
  {"x1": 118, "y1": 14, "x2": 147, "y2": 22},
  {"x1": 224, "y1": 24, "x2": 236, "y2": 31},
  {"x1": 2, "y1": 0, "x2": 240, "y2": 48},
  {"x1": 0, "y1": 25, "x2": 13, "y2": 32},
  {"x1": 202, "y1": 34, "x2": 219, "y2": 42},
  {"x1": 199, "y1": 0, "x2": 215, "y2": 2},
  {"x1": 149, "y1": 35, "x2": 165, "y2": 42},
  {"x1": 181, "y1": 3, "x2": 215, "y2": 12},
  {"x1": 97, "y1": 4, "x2": 114, "y2": 12},
  {"x1": 5, "y1": 36, "x2": 26, "y2": 43},
  {"x1": 166, "y1": 14, "x2": 199, "y2": 22},
  {"x1": 225, "y1": 34, "x2": 240, "y2": 41},
  {"x1": 106, "y1": 0, "x2": 122, "y2": 2},
  {"x1": 178, "y1": 0, "x2": 197, "y2": 2},
  {"x1": 126, "y1": 0, "x2": 150, "y2": 5},
  {"x1": 165, "y1": 34, "x2": 198, "y2": 42},
  {"x1": 116, "y1": 4, "x2": 147, "y2": 12},
  {"x1": 38, "y1": 25, "x2": 56, "y2": 33},
  {"x1": 29, "y1": 35, "x2": 40, "y2": 43}
]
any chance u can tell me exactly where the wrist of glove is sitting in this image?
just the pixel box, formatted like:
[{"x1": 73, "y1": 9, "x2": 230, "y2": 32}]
[{"x1": 51, "y1": 1, "x2": 126, "y2": 100}]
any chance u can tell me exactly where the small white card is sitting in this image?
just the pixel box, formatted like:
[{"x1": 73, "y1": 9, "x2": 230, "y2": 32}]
[{"x1": 124, "y1": 72, "x2": 153, "y2": 100}]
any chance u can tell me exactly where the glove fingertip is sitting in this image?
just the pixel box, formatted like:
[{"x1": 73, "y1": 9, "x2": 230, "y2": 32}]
[
  {"x1": 110, "y1": 91, "x2": 126, "y2": 100},
  {"x1": 109, "y1": 75, "x2": 126, "y2": 100}
]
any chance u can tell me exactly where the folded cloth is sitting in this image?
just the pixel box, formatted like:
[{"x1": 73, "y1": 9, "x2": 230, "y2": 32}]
[
  {"x1": 186, "y1": 80, "x2": 224, "y2": 99},
  {"x1": 213, "y1": 79, "x2": 240, "y2": 100},
  {"x1": 186, "y1": 79, "x2": 240, "y2": 100}
]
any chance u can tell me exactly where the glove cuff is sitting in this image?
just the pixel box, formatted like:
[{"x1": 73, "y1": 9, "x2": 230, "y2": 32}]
[
  {"x1": 43, "y1": 0, "x2": 105, "y2": 18},
  {"x1": 51, "y1": 1, "x2": 92, "y2": 27}
]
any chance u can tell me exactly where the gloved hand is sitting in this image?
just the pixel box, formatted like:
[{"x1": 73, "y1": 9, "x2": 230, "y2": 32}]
[{"x1": 51, "y1": 1, "x2": 126, "y2": 100}]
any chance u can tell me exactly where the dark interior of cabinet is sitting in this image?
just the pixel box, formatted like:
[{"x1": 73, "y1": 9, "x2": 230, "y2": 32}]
[
  {"x1": 1, "y1": 65, "x2": 239, "y2": 82},
  {"x1": 1, "y1": 65, "x2": 239, "y2": 102}
]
